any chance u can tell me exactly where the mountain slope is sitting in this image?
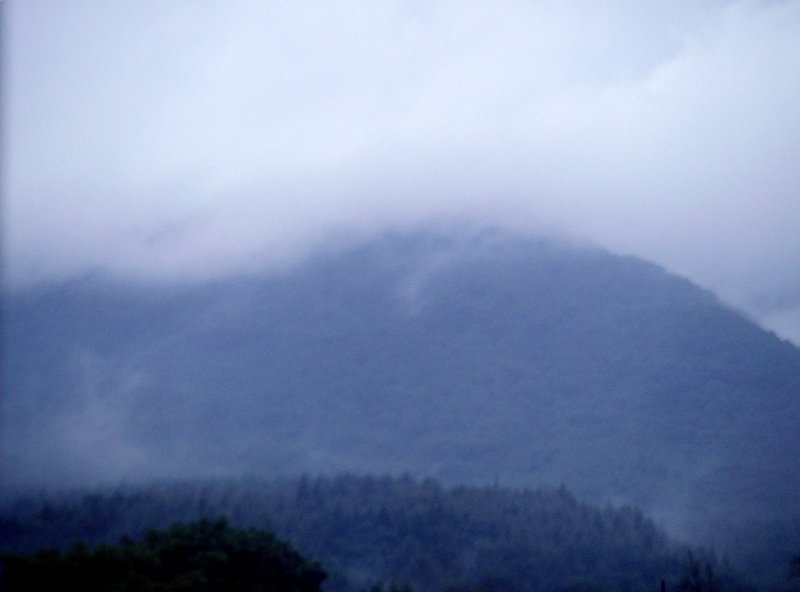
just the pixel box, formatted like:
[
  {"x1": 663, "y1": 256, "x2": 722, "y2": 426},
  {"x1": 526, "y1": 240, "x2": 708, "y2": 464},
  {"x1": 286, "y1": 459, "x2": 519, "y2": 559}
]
[
  {"x1": 0, "y1": 476, "x2": 730, "y2": 592},
  {"x1": 3, "y1": 229, "x2": 800, "y2": 542}
]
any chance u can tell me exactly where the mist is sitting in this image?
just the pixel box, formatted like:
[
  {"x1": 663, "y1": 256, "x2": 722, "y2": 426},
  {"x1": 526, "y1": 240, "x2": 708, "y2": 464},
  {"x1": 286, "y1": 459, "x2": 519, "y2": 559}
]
[
  {"x1": 5, "y1": 7, "x2": 800, "y2": 589},
  {"x1": 5, "y1": 0, "x2": 800, "y2": 343}
]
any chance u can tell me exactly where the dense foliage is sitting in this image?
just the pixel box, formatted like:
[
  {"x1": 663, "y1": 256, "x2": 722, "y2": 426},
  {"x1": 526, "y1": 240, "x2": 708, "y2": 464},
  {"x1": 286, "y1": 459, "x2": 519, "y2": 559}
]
[
  {"x1": 0, "y1": 517, "x2": 326, "y2": 592},
  {"x1": 0, "y1": 475, "x2": 743, "y2": 592}
]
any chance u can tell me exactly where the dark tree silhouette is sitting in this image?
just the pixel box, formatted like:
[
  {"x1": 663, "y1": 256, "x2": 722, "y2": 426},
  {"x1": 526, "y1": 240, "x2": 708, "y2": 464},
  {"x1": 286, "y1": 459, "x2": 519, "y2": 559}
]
[
  {"x1": 0, "y1": 518, "x2": 326, "y2": 592},
  {"x1": 677, "y1": 553, "x2": 721, "y2": 592}
]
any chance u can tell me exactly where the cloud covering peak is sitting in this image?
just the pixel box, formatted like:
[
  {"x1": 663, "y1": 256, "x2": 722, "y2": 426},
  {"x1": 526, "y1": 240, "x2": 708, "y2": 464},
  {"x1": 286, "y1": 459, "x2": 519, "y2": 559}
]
[{"x1": 5, "y1": 0, "x2": 800, "y2": 342}]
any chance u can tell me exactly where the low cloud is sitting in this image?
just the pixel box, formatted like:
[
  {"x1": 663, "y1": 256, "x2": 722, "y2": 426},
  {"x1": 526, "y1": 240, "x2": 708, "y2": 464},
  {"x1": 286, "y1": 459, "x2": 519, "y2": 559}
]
[{"x1": 5, "y1": 0, "x2": 800, "y2": 342}]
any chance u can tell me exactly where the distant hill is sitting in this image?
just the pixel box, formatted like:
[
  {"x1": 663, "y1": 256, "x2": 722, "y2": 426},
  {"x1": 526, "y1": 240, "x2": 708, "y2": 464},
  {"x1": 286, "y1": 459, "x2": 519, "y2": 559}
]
[
  {"x1": 3, "y1": 228, "x2": 800, "y2": 565},
  {"x1": 0, "y1": 475, "x2": 733, "y2": 592}
]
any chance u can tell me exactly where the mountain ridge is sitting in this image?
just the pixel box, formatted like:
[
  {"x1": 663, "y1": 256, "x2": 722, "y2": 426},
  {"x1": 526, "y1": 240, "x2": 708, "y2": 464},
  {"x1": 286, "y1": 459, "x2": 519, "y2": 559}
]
[{"x1": 3, "y1": 228, "x2": 800, "y2": 553}]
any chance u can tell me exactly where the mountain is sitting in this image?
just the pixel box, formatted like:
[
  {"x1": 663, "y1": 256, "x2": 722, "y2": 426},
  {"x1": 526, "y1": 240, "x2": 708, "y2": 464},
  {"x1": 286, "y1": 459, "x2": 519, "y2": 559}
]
[{"x1": 3, "y1": 228, "x2": 800, "y2": 559}]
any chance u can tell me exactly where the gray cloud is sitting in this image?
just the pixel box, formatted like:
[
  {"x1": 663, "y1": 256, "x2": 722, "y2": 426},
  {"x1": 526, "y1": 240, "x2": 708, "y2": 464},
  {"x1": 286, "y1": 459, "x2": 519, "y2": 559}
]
[{"x1": 5, "y1": 0, "x2": 800, "y2": 343}]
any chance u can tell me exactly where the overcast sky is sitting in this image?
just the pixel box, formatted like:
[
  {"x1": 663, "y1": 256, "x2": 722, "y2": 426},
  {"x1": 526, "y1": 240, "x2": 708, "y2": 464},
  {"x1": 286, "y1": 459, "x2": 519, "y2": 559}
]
[{"x1": 4, "y1": 0, "x2": 800, "y2": 344}]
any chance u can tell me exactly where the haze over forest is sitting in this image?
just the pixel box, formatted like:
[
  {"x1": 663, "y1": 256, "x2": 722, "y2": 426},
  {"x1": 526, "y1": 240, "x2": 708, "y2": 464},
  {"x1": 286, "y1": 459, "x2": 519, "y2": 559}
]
[
  {"x1": 3, "y1": 2, "x2": 800, "y2": 591},
  {"x1": 4, "y1": 228, "x2": 800, "y2": 587}
]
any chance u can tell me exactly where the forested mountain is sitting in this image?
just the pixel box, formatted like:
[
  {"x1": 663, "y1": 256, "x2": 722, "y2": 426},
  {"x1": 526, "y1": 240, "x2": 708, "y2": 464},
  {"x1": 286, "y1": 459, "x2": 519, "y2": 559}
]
[
  {"x1": 0, "y1": 475, "x2": 738, "y2": 592},
  {"x1": 3, "y1": 228, "x2": 800, "y2": 577}
]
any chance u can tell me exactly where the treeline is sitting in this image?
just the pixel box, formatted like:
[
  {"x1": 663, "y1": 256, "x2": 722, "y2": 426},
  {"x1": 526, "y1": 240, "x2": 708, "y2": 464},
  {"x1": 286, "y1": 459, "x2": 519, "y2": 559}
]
[
  {"x1": 0, "y1": 475, "x2": 743, "y2": 592},
  {"x1": 0, "y1": 518, "x2": 326, "y2": 592}
]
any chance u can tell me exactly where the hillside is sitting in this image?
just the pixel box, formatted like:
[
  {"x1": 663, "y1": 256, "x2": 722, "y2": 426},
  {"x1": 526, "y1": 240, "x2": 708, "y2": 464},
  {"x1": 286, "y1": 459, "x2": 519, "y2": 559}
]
[
  {"x1": 0, "y1": 475, "x2": 734, "y2": 592},
  {"x1": 3, "y1": 228, "x2": 800, "y2": 558}
]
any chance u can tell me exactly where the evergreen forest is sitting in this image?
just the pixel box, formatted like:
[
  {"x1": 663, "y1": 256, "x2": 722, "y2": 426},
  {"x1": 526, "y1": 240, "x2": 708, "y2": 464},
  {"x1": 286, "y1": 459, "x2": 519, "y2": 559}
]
[{"x1": 0, "y1": 475, "x2": 762, "y2": 592}]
